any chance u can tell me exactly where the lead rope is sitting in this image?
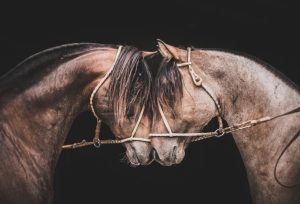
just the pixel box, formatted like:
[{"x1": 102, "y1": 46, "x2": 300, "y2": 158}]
[{"x1": 149, "y1": 107, "x2": 300, "y2": 141}]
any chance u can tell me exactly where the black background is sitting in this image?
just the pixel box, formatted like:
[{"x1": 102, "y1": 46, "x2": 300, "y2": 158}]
[{"x1": 1, "y1": 1, "x2": 299, "y2": 203}]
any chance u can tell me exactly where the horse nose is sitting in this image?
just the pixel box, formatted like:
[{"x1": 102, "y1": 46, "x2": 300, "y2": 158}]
[
  {"x1": 152, "y1": 142, "x2": 179, "y2": 165},
  {"x1": 152, "y1": 138, "x2": 177, "y2": 153},
  {"x1": 128, "y1": 142, "x2": 154, "y2": 165},
  {"x1": 152, "y1": 148, "x2": 159, "y2": 160},
  {"x1": 171, "y1": 146, "x2": 178, "y2": 159}
]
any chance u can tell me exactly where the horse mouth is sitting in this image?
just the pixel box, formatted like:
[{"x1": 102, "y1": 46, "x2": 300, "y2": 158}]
[
  {"x1": 152, "y1": 149, "x2": 174, "y2": 166},
  {"x1": 127, "y1": 151, "x2": 154, "y2": 166}
]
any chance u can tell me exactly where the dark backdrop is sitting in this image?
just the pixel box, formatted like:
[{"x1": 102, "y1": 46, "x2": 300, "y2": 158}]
[{"x1": 1, "y1": 1, "x2": 299, "y2": 203}]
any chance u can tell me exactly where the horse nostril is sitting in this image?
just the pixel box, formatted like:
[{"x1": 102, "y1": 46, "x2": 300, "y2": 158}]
[
  {"x1": 129, "y1": 143, "x2": 136, "y2": 152},
  {"x1": 171, "y1": 146, "x2": 178, "y2": 159},
  {"x1": 152, "y1": 149, "x2": 159, "y2": 159}
]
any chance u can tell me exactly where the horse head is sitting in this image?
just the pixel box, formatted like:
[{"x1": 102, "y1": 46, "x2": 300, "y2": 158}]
[
  {"x1": 92, "y1": 47, "x2": 156, "y2": 166},
  {"x1": 150, "y1": 40, "x2": 220, "y2": 166}
]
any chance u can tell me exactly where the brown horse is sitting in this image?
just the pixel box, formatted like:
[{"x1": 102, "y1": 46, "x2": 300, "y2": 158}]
[
  {"x1": 148, "y1": 40, "x2": 300, "y2": 204},
  {"x1": 0, "y1": 43, "x2": 155, "y2": 204}
]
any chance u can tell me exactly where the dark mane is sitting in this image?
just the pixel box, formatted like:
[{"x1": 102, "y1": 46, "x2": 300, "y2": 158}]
[
  {"x1": 150, "y1": 56, "x2": 183, "y2": 120},
  {"x1": 0, "y1": 43, "x2": 117, "y2": 93},
  {"x1": 108, "y1": 46, "x2": 152, "y2": 122}
]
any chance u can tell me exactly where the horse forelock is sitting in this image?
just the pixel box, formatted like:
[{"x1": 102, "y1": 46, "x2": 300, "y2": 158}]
[
  {"x1": 150, "y1": 57, "x2": 183, "y2": 121},
  {"x1": 108, "y1": 46, "x2": 152, "y2": 123},
  {"x1": 107, "y1": 48, "x2": 184, "y2": 124}
]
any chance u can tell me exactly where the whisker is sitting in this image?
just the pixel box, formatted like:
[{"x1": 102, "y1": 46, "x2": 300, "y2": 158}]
[{"x1": 120, "y1": 152, "x2": 129, "y2": 164}]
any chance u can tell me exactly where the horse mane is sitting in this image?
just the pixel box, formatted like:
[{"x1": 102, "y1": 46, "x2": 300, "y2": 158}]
[
  {"x1": 0, "y1": 43, "x2": 117, "y2": 93},
  {"x1": 108, "y1": 46, "x2": 152, "y2": 122},
  {"x1": 150, "y1": 55, "x2": 183, "y2": 120}
]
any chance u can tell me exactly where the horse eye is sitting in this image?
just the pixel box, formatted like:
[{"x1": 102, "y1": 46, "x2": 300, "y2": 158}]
[{"x1": 126, "y1": 110, "x2": 135, "y2": 118}]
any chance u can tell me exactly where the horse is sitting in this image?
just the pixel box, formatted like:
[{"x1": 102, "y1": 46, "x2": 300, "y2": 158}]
[
  {"x1": 0, "y1": 43, "x2": 155, "y2": 204},
  {"x1": 148, "y1": 40, "x2": 300, "y2": 203}
]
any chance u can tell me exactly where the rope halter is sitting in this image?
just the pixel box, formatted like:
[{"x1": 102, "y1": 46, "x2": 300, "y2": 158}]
[
  {"x1": 63, "y1": 46, "x2": 150, "y2": 149},
  {"x1": 63, "y1": 46, "x2": 300, "y2": 149},
  {"x1": 149, "y1": 47, "x2": 224, "y2": 141},
  {"x1": 149, "y1": 47, "x2": 300, "y2": 142}
]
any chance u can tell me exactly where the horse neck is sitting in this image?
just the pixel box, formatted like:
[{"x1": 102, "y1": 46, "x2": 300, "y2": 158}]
[
  {"x1": 197, "y1": 50, "x2": 300, "y2": 141},
  {"x1": 0, "y1": 48, "x2": 115, "y2": 174},
  {"x1": 197, "y1": 50, "x2": 300, "y2": 202}
]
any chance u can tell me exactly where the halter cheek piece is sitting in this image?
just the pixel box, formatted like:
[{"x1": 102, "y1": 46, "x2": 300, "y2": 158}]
[{"x1": 63, "y1": 46, "x2": 300, "y2": 149}]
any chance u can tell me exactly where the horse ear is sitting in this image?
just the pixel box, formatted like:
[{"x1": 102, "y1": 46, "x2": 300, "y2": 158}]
[
  {"x1": 156, "y1": 39, "x2": 180, "y2": 60},
  {"x1": 142, "y1": 51, "x2": 157, "y2": 57}
]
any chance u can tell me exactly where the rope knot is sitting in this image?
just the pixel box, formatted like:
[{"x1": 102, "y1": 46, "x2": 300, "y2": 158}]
[
  {"x1": 93, "y1": 138, "x2": 101, "y2": 148},
  {"x1": 215, "y1": 128, "x2": 225, "y2": 138}
]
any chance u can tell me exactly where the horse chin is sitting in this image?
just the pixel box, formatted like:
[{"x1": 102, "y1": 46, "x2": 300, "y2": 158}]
[
  {"x1": 152, "y1": 149, "x2": 185, "y2": 166},
  {"x1": 154, "y1": 158, "x2": 175, "y2": 167},
  {"x1": 151, "y1": 138, "x2": 186, "y2": 166},
  {"x1": 126, "y1": 151, "x2": 154, "y2": 166},
  {"x1": 124, "y1": 143, "x2": 154, "y2": 166}
]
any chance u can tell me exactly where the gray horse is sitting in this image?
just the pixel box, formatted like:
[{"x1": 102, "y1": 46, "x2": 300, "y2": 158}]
[{"x1": 148, "y1": 40, "x2": 300, "y2": 204}]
